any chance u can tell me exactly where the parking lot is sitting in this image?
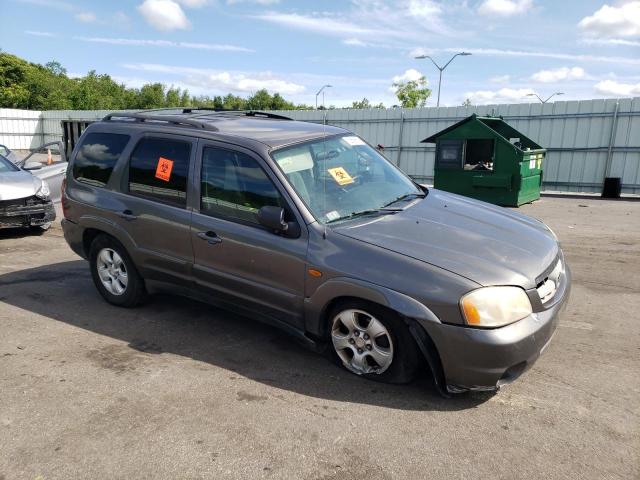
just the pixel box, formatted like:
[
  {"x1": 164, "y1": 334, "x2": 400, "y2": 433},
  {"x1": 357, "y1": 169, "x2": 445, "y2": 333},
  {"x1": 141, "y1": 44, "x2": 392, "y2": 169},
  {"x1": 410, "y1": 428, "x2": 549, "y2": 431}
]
[{"x1": 0, "y1": 196, "x2": 638, "y2": 479}]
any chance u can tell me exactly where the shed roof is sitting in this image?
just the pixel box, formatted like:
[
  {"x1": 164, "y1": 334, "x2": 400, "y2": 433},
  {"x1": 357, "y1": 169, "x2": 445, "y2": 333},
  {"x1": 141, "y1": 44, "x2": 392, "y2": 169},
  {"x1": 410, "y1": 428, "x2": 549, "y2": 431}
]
[{"x1": 421, "y1": 114, "x2": 543, "y2": 151}]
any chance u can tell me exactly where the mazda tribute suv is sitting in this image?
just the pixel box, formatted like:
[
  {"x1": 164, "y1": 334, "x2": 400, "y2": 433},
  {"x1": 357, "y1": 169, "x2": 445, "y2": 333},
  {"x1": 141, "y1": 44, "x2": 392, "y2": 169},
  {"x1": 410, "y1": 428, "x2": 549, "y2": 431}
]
[{"x1": 61, "y1": 110, "x2": 571, "y2": 394}]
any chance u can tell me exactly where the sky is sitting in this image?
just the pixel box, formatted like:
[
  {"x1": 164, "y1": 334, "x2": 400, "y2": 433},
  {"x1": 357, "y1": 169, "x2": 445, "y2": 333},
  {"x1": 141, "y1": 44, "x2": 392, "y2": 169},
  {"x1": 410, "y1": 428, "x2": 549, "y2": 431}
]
[{"x1": 1, "y1": 0, "x2": 640, "y2": 107}]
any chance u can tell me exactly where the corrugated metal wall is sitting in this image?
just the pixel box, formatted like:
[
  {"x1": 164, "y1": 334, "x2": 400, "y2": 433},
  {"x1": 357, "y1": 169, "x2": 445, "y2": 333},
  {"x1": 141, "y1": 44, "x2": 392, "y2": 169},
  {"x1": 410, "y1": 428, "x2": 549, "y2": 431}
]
[
  {"x1": 1, "y1": 98, "x2": 638, "y2": 194},
  {"x1": 271, "y1": 98, "x2": 640, "y2": 194}
]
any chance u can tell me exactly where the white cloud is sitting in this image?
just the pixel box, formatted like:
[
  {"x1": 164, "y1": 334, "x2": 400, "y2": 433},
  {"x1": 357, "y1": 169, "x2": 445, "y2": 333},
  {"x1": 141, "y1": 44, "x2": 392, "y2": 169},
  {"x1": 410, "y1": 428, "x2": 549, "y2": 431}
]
[
  {"x1": 254, "y1": 12, "x2": 374, "y2": 36},
  {"x1": 24, "y1": 30, "x2": 56, "y2": 37},
  {"x1": 489, "y1": 74, "x2": 511, "y2": 83},
  {"x1": 392, "y1": 69, "x2": 425, "y2": 83},
  {"x1": 582, "y1": 38, "x2": 640, "y2": 47},
  {"x1": 438, "y1": 47, "x2": 640, "y2": 65},
  {"x1": 594, "y1": 79, "x2": 640, "y2": 96},
  {"x1": 407, "y1": 0, "x2": 442, "y2": 18},
  {"x1": 464, "y1": 87, "x2": 535, "y2": 105},
  {"x1": 122, "y1": 63, "x2": 305, "y2": 95},
  {"x1": 343, "y1": 38, "x2": 367, "y2": 47},
  {"x1": 579, "y1": 2, "x2": 640, "y2": 38},
  {"x1": 176, "y1": 0, "x2": 208, "y2": 6},
  {"x1": 75, "y1": 12, "x2": 97, "y2": 23},
  {"x1": 531, "y1": 66, "x2": 586, "y2": 83},
  {"x1": 227, "y1": 0, "x2": 280, "y2": 4},
  {"x1": 76, "y1": 36, "x2": 253, "y2": 52},
  {"x1": 478, "y1": 0, "x2": 533, "y2": 17},
  {"x1": 138, "y1": 0, "x2": 190, "y2": 31}
]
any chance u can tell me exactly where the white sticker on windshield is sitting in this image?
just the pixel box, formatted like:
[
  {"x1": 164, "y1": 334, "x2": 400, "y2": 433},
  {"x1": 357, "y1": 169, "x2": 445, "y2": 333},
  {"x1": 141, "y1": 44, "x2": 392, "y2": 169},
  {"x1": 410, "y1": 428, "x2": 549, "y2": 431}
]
[
  {"x1": 325, "y1": 210, "x2": 340, "y2": 221},
  {"x1": 342, "y1": 136, "x2": 366, "y2": 146}
]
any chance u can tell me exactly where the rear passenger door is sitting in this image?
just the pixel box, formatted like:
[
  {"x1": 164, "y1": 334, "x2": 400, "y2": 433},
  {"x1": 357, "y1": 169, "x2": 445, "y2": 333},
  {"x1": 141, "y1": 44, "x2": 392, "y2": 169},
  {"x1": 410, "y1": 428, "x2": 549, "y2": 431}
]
[
  {"x1": 190, "y1": 143, "x2": 308, "y2": 329},
  {"x1": 113, "y1": 134, "x2": 196, "y2": 286}
]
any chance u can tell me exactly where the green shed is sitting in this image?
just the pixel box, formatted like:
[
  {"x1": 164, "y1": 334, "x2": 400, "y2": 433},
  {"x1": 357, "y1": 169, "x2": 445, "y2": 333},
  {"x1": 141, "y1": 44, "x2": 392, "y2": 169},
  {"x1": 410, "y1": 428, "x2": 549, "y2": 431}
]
[{"x1": 421, "y1": 114, "x2": 546, "y2": 207}]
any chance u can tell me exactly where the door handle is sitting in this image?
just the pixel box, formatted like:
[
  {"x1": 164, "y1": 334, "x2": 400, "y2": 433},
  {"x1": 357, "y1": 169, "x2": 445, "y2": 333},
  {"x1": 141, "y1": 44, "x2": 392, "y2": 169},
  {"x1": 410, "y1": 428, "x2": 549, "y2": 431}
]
[
  {"x1": 118, "y1": 209, "x2": 137, "y2": 221},
  {"x1": 197, "y1": 231, "x2": 222, "y2": 245}
]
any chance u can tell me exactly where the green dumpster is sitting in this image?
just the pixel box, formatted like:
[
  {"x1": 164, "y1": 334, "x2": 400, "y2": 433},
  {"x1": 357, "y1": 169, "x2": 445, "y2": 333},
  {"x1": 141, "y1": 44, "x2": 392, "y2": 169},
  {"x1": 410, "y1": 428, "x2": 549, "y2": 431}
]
[{"x1": 421, "y1": 114, "x2": 545, "y2": 207}]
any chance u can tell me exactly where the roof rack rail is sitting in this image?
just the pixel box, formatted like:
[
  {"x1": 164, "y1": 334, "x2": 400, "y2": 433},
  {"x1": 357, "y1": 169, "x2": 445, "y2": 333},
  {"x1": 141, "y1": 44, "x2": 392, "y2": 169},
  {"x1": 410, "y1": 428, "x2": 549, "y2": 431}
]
[
  {"x1": 183, "y1": 108, "x2": 293, "y2": 121},
  {"x1": 102, "y1": 112, "x2": 218, "y2": 131}
]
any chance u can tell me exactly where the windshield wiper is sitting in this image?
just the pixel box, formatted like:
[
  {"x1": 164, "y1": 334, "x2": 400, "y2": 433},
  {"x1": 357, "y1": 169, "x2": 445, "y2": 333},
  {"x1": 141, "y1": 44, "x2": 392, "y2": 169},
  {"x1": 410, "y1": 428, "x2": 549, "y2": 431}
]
[
  {"x1": 382, "y1": 191, "x2": 426, "y2": 209},
  {"x1": 326, "y1": 207, "x2": 402, "y2": 224}
]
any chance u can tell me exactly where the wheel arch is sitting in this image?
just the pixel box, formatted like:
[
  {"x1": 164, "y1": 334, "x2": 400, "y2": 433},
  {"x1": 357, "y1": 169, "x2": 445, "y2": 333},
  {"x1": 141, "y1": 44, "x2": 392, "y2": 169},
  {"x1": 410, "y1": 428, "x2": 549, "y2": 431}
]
[
  {"x1": 78, "y1": 215, "x2": 138, "y2": 260},
  {"x1": 304, "y1": 277, "x2": 441, "y2": 339},
  {"x1": 306, "y1": 278, "x2": 448, "y2": 396}
]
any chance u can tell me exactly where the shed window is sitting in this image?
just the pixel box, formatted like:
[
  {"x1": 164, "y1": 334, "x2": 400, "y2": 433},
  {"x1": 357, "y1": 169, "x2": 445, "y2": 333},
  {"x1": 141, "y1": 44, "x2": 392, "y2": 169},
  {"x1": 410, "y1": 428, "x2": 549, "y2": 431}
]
[
  {"x1": 464, "y1": 139, "x2": 494, "y2": 171},
  {"x1": 436, "y1": 140, "x2": 463, "y2": 169}
]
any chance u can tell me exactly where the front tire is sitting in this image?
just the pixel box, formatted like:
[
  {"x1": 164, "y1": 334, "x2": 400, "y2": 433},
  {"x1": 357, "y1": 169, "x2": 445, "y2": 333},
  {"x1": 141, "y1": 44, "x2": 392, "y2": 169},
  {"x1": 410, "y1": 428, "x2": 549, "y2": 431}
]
[
  {"x1": 327, "y1": 300, "x2": 420, "y2": 384},
  {"x1": 89, "y1": 234, "x2": 146, "y2": 307}
]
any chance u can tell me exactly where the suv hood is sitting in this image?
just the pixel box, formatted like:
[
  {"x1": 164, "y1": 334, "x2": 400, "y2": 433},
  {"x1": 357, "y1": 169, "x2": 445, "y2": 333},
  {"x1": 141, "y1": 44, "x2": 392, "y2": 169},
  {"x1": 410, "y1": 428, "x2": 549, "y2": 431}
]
[
  {"x1": 0, "y1": 170, "x2": 40, "y2": 201},
  {"x1": 333, "y1": 189, "x2": 558, "y2": 288}
]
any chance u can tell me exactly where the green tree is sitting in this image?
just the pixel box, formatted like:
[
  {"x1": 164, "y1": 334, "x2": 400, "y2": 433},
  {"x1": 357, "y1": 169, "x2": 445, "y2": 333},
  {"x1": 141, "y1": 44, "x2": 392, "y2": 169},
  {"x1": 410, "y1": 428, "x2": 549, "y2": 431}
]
[
  {"x1": 165, "y1": 87, "x2": 182, "y2": 107},
  {"x1": 393, "y1": 76, "x2": 431, "y2": 108},
  {"x1": 351, "y1": 98, "x2": 371, "y2": 109},
  {"x1": 45, "y1": 61, "x2": 66, "y2": 76},
  {"x1": 270, "y1": 93, "x2": 296, "y2": 110},
  {"x1": 180, "y1": 90, "x2": 191, "y2": 107},
  {"x1": 246, "y1": 89, "x2": 272, "y2": 110},
  {"x1": 137, "y1": 83, "x2": 166, "y2": 109},
  {"x1": 0, "y1": 51, "x2": 312, "y2": 111},
  {"x1": 222, "y1": 93, "x2": 247, "y2": 110},
  {"x1": 462, "y1": 98, "x2": 472, "y2": 107}
]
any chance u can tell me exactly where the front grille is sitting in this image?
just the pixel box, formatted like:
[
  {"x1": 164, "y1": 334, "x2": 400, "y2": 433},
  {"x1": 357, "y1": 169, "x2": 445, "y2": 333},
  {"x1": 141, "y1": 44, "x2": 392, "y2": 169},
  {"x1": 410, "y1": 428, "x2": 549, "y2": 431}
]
[
  {"x1": 536, "y1": 258, "x2": 564, "y2": 304},
  {"x1": 0, "y1": 196, "x2": 46, "y2": 208},
  {"x1": 0, "y1": 215, "x2": 28, "y2": 225}
]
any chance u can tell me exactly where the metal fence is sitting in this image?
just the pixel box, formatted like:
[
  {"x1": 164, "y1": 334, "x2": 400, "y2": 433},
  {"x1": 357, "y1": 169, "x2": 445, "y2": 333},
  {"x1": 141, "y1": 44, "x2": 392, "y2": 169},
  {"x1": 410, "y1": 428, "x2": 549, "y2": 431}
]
[{"x1": 1, "y1": 97, "x2": 639, "y2": 194}]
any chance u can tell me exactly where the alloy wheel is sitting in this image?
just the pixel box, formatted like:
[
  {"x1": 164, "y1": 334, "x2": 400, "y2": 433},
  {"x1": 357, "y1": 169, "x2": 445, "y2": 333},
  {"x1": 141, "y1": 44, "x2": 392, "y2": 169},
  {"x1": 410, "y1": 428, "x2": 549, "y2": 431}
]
[
  {"x1": 96, "y1": 248, "x2": 128, "y2": 296},
  {"x1": 331, "y1": 309, "x2": 394, "y2": 375}
]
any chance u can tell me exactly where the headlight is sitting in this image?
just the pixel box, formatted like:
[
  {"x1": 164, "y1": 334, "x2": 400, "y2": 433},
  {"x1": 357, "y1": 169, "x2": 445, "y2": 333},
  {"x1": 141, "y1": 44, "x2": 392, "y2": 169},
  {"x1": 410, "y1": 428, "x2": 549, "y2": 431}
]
[
  {"x1": 460, "y1": 286, "x2": 532, "y2": 328},
  {"x1": 35, "y1": 180, "x2": 50, "y2": 199}
]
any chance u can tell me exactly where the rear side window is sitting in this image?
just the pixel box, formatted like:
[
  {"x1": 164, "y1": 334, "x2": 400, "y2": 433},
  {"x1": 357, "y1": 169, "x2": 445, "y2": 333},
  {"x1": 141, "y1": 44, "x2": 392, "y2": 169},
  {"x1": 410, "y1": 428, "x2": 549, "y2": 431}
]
[
  {"x1": 73, "y1": 132, "x2": 130, "y2": 187},
  {"x1": 128, "y1": 137, "x2": 191, "y2": 208},
  {"x1": 200, "y1": 147, "x2": 284, "y2": 224}
]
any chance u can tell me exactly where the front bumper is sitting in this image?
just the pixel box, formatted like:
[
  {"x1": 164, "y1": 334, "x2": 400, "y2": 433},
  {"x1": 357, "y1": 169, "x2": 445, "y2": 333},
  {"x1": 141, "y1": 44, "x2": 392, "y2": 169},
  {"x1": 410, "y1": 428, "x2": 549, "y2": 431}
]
[
  {"x1": 423, "y1": 265, "x2": 572, "y2": 393},
  {"x1": 0, "y1": 196, "x2": 56, "y2": 228}
]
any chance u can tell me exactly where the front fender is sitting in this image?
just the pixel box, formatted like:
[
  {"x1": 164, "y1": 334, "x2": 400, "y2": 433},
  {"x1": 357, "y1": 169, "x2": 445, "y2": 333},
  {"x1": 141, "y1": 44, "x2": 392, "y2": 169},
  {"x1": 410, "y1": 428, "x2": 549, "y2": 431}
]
[{"x1": 304, "y1": 276, "x2": 440, "y2": 337}]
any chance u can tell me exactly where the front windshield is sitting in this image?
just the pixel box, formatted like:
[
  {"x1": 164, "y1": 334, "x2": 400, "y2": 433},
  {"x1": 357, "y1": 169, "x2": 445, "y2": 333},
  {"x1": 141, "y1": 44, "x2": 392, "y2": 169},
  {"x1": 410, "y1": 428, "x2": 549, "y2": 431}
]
[
  {"x1": 272, "y1": 134, "x2": 422, "y2": 224},
  {"x1": 0, "y1": 154, "x2": 19, "y2": 173}
]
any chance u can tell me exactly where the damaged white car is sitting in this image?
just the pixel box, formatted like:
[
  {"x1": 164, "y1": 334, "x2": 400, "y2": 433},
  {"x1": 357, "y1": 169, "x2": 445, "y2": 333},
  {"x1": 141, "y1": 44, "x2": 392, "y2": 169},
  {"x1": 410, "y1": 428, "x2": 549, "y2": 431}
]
[{"x1": 0, "y1": 153, "x2": 56, "y2": 231}]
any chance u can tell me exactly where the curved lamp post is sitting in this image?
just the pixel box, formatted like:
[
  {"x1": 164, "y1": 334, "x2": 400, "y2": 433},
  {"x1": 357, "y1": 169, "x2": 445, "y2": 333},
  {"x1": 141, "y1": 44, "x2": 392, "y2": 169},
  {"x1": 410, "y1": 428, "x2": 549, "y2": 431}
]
[
  {"x1": 527, "y1": 92, "x2": 564, "y2": 104},
  {"x1": 315, "y1": 85, "x2": 332, "y2": 109},
  {"x1": 415, "y1": 52, "x2": 471, "y2": 107}
]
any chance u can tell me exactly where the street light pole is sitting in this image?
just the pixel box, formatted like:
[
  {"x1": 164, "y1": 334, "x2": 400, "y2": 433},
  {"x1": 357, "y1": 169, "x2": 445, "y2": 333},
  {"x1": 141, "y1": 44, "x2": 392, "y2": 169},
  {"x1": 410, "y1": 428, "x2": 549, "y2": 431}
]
[
  {"x1": 415, "y1": 52, "x2": 471, "y2": 107},
  {"x1": 316, "y1": 84, "x2": 332, "y2": 109},
  {"x1": 527, "y1": 92, "x2": 564, "y2": 104}
]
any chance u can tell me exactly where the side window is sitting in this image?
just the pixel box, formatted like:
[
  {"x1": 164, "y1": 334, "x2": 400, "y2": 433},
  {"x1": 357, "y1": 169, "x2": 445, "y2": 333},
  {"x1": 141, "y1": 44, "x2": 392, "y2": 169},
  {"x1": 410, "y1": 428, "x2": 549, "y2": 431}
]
[
  {"x1": 73, "y1": 132, "x2": 130, "y2": 187},
  {"x1": 200, "y1": 147, "x2": 284, "y2": 224},
  {"x1": 128, "y1": 137, "x2": 191, "y2": 208}
]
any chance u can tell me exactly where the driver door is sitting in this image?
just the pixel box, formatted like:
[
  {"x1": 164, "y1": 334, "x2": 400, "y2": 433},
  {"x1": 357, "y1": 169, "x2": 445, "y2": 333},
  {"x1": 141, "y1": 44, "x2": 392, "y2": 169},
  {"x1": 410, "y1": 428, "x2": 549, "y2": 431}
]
[
  {"x1": 190, "y1": 142, "x2": 309, "y2": 329},
  {"x1": 20, "y1": 142, "x2": 68, "y2": 202}
]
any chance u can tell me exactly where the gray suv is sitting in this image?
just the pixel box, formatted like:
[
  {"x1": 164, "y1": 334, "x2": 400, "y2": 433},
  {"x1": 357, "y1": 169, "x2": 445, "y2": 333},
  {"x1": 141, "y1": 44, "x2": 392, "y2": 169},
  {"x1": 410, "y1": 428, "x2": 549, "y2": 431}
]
[{"x1": 61, "y1": 110, "x2": 571, "y2": 395}]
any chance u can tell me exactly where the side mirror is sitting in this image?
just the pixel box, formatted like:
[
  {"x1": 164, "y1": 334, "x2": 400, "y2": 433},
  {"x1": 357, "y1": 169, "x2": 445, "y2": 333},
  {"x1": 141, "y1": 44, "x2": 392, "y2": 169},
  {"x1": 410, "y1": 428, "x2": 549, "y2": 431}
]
[
  {"x1": 23, "y1": 161, "x2": 42, "y2": 171},
  {"x1": 257, "y1": 206, "x2": 300, "y2": 238}
]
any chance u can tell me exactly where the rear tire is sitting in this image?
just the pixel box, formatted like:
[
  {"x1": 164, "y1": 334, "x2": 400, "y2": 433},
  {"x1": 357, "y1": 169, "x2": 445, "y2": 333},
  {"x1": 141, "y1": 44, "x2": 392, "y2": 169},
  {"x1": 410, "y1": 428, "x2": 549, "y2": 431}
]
[
  {"x1": 89, "y1": 234, "x2": 146, "y2": 307},
  {"x1": 327, "y1": 300, "x2": 420, "y2": 384}
]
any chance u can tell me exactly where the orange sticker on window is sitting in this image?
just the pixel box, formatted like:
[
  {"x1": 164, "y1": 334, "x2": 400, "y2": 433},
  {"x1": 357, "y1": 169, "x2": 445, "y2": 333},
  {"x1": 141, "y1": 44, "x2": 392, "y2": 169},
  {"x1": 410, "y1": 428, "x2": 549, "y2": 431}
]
[
  {"x1": 155, "y1": 157, "x2": 174, "y2": 182},
  {"x1": 327, "y1": 167, "x2": 354, "y2": 186}
]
